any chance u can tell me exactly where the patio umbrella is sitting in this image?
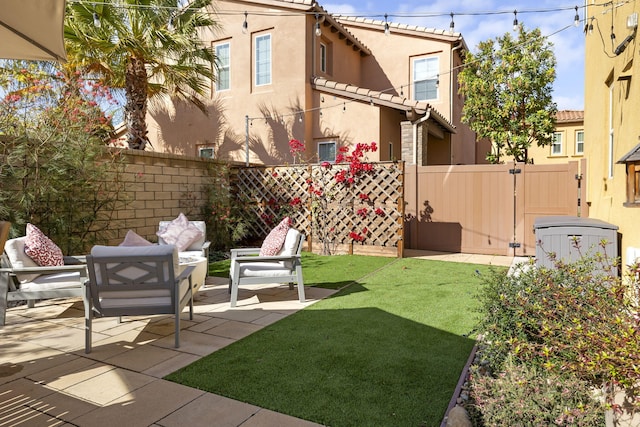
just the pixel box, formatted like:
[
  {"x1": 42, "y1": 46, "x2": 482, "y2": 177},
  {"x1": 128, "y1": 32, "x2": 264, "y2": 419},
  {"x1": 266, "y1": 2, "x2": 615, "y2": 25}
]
[{"x1": 0, "y1": 0, "x2": 67, "y2": 62}]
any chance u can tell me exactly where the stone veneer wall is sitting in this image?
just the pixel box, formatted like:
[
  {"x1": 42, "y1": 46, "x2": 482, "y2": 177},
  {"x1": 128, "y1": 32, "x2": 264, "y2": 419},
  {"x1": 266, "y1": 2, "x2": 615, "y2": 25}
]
[{"x1": 98, "y1": 148, "x2": 232, "y2": 246}]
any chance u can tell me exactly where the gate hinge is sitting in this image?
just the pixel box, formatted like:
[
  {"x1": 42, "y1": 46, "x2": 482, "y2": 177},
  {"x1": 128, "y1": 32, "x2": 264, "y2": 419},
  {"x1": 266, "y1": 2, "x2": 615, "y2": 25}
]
[
  {"x1": 509, "y1": 168, "x2": 522, "y2": 174},
  {"x1": 509, "y1": 242, "x2": 521, "y2": 248}
]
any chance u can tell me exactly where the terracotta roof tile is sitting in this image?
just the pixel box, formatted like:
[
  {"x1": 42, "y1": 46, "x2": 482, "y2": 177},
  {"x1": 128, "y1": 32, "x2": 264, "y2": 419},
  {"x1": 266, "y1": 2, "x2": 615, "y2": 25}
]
[{"x1": 556, "y1": 110, "x2": 584, "y2": 123}]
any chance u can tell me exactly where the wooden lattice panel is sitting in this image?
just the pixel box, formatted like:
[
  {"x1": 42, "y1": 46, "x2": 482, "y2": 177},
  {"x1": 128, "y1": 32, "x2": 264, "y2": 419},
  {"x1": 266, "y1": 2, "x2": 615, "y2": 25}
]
[{"x1": 232, "y1": 162, "x2": 403, "y2": 256}]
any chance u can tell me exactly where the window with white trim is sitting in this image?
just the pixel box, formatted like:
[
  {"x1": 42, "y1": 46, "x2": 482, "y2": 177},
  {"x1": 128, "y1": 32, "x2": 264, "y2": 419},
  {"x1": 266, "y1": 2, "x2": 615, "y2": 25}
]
[
  {"x1": 551, "y1": 132, "x2": 563, "y2": 155},
  {"x1": 255, "y1": 34, "x2": 271, "y2": 86},
  {"x1": 318, "y1": 141, "x2": 336, "y2": 162},
  {"x1": 413, "y1": 57, "x2": 439, "y2": 101},
  {"x1": 199, "y1": 147, "x2": 214, "y2": 158},
  {"x1": 575, "y1": 130, "x2": 584, "y2": 155},
  {"x1": 215, "y1": 43, "x2": 230, "y2": 91}
]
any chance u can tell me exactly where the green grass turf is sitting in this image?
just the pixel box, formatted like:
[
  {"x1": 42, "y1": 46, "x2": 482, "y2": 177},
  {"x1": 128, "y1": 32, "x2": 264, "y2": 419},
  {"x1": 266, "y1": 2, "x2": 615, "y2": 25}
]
[
  {"x1": 209, "y1": 252, "x2": 397, "y2": 289},
  {"x1": 171, "y1": 257, "x2": 497, "y2": 426}
]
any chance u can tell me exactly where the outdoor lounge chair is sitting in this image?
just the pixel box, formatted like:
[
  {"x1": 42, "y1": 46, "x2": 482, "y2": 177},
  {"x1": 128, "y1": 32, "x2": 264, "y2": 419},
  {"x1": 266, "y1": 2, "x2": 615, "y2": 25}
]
[
  {"x1": 0, "y1": 222, "x2": 87, "y2": 326},
  {"x1": 83, "y1": 244, "x2": 195, "y2": 353},
  {"x1": 229, "y1": 228, "x2": 305, "y2": 307}
]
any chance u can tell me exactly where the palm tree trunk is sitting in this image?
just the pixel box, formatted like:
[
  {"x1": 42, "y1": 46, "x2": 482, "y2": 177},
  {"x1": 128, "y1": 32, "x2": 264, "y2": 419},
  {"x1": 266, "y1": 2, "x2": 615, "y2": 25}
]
[{"x1": 125, "y1": 56, "x2": 150, "y2": 150}]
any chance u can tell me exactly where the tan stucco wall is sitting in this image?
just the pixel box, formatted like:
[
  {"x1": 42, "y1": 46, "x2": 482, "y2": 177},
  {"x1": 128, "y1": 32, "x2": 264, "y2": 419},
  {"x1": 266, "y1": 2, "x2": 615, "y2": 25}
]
[
  {"x1": 585, "y1": 1, "x2": 640, "y2": 269},
  {"x1": 528, "y1": 121, "x2": 584, "y2": 165}
]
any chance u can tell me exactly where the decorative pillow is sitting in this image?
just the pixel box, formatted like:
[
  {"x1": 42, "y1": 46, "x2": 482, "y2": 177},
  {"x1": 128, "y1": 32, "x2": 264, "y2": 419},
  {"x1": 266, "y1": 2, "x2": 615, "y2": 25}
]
[
  {"x1": 156, "y1": 213, "x2": 204, "y2": 252},
  {"x1": 120, "y1": 230, "x2": 153, "y2": 247},
  {"x1": 260, "y1": 217, "x2": 291, "y2": 256},
  {"x1": 24, "y1": 223, "x2": 64, "y2": 267},
  {"x1": 3, "y1": 237, "x2": 41, "y2": 283}
]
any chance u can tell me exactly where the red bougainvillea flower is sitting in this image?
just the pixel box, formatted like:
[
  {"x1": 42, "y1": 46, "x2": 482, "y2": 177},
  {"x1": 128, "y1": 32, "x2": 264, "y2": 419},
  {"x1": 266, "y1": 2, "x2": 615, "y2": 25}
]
[
  {"x1": 356, "y1": 208, "x2": 368, "y2": 218},
  {"x1": 359, "y1": 193, "x2": 369, "y2": 200},
  {"x1": 289, "y1": 197, "x2": 302, "y2": 206},
  {"x1": 321, "y1": 161, "x2": 332, "y2": 169},
  {"x1": 375, "y1": 207, "x2": 385, "y2": 216}
]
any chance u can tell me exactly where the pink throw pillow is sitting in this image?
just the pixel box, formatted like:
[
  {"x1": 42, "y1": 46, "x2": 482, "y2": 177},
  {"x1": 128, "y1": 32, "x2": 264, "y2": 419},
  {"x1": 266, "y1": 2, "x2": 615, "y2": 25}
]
[
  {"x1": 260, "y1": 217, "x2": 291, "y2": 256},
  {"x1": 24, "y1": 223, "x2": 64, "y2": 266},
  {"x1": 156, "y1": 213, "x2": 204, "y2": 252},
  {"x1": 120, "y1": 230, "x2": 153, "y2": 246}
]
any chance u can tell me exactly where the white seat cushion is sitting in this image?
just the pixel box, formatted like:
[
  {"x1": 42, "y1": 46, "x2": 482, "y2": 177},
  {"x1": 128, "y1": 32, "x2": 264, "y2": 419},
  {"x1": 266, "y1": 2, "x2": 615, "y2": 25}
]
[
  {"x1": 239, "y1": 262, "x2": 293, "y2": 277},
  {"x1": 20, "y1": 271, "x2": 82, "y2": 291}
]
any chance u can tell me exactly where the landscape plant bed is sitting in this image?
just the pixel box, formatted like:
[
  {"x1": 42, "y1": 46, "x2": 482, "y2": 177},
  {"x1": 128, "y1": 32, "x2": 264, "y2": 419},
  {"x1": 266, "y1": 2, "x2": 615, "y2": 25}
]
[{"x1": 169, "y1": 256, "x2": 496, "y2": 426}]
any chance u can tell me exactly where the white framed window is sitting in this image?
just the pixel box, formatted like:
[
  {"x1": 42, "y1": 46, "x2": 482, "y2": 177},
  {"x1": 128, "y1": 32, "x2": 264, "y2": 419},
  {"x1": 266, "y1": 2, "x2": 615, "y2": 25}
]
[
  {"x1": 413, "y1": 57, "x2": 439, "y2": 101},
  {"x1": 199, "y1": 147, "x2": 214, "y2": 158},
  {"x1": 575, "y1": 130, "x2": 584, "y2": 155},
  {"x1": 318, "y1": 141, "x2": 336, "y2": 162},
  {"x1": 551, "y1": 132, "x2": 563, "y2": 155},
  {"x1": 215, "y1": 43, "x2": 230, "y2": 91},
  {"x1": 255, "y1": 34, "x2": 271, "y2": 86},
  {"x1": 320, "y1": 43, "x2": 327, "y2": 73}
]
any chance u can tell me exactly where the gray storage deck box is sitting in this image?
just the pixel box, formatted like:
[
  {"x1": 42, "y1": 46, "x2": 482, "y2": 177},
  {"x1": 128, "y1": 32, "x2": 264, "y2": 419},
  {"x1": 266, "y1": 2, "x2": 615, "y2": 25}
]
[{"x1": 533, "y1": 216, "x2": 618, "y2": 269}]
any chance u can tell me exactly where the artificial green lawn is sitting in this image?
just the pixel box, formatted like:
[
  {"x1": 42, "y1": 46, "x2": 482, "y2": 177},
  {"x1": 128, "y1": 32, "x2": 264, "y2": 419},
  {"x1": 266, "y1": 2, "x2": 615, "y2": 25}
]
[{"x1": 168, "y1": 255, "x2": 496, "y2": 426}]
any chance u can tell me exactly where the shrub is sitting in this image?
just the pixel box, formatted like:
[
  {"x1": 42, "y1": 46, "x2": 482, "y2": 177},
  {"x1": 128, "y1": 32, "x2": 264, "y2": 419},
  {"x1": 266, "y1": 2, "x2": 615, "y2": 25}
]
[
  {"x1": 469, "y1": 356, "x2": 605, "y2": 426},
  {"x1": 472, "y1": 241, "x2": 640, "y2": 418}
]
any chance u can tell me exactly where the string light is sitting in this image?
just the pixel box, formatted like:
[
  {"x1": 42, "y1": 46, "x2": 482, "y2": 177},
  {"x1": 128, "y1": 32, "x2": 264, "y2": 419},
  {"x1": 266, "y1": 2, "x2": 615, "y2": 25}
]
[
  {"x1": 167, "y1": 14, "x2": 174, "y2": 31},
  {"x1": 315, "y1": 14, "x2": 322, "y2": 37},
  {"x1": 512, "y1": 10, "x2": 518, "y2": 31},
  {"x1": 93, "y1": 12, "x2": 101, "y2": 28},
  {"x1": 242, "y1": 11, "x2": 248, "y2": 34},
  {"x1": 588, "y1": 16, "x2": 594, "y2": 35},
  {"x1": 449, "y1": 12, "x2": 455, "y2": 34},
  {"x1": 574, "y1": 6, "x2": 580, "y2": 27},
  {"x1": 384, "y1": 14, "x2": 390, "y2": 36}
]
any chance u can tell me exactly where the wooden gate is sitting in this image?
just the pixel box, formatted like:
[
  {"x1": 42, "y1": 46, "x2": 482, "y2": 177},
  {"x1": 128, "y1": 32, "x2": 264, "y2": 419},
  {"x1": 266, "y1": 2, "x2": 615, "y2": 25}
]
[{"x1": 404, "y1": 160, "x2": 585, "y2": 256}]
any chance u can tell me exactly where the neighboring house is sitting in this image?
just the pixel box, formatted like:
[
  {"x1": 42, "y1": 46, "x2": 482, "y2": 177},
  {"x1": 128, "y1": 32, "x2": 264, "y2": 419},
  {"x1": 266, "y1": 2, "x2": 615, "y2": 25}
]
[
  {"x1": 584, "y1": 2, "x2": 640, "y2": 270},
  {"x1": 145, "y1": 0, "x2": 485, "y2": 166},
  {"x1": 528, "y1": 110, "x2": 584, "y2": 164}
]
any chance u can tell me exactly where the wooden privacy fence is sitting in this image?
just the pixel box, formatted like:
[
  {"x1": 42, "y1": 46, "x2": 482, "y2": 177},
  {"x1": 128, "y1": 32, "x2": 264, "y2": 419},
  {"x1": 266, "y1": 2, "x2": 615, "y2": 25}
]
[
  {"x1": 404, "y1": 160, "x2": 586, "y2": 257},
  {"x1": 232, "y1": 162, "x2": 404, "y2": 257}
]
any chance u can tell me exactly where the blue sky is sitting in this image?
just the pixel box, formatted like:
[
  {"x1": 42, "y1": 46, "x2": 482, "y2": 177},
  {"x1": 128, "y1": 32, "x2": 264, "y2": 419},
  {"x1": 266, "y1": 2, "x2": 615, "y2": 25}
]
[{"x1": 322, "y1": 0, "x2": 586, "y2": 111}]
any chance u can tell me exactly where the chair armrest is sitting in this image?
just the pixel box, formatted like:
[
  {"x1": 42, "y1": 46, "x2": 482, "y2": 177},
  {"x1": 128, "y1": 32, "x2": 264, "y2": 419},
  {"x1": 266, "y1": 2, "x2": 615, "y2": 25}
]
[
  {"x1": 230, "y1": 248, "x2": 261, "y2": 258},
  {"x1": 232, "y1": 254, "x2": 301, "y2": 263},
  {"x1": 64, "y1": 255, "x2": 87, "y2": 265},
  {"x1": 176, "y1": 265, "x2": 196, "y2": 283},
  {"x1": 0, "y1": 264, "x2": 88, "y2": 278},
  {"x1": 202, "y1": 241, "x2": 211, "y2": 250}
]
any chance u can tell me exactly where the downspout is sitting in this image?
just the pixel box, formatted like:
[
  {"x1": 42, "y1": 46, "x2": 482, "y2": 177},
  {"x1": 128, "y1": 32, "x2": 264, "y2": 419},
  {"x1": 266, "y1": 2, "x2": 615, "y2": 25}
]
[{"x1": 450, "y1": 42, "x2": 463, "y2": 164}]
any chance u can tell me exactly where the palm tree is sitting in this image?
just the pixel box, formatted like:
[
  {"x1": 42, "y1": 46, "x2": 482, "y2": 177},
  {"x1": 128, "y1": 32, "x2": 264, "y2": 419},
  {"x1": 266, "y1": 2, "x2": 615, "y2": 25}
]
[{"x1": 64, "y1": 0, "x2": 216, "y2": 150}]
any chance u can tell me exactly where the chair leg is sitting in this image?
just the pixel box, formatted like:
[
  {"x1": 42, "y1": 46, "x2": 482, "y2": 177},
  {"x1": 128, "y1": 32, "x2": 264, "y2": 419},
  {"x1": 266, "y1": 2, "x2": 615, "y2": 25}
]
[
  {"x1": 84, "y1": 295, "x2": 93, "y2": 354},
  {"x1": 0, "y1": 272, "x2": 9, "y2": 326},
  {"x1": 174, "y1": 312, "x2": 180, "y2": 348},
  {"x1": 296, "y1": 266, "x2": 305, "y2": 303}
]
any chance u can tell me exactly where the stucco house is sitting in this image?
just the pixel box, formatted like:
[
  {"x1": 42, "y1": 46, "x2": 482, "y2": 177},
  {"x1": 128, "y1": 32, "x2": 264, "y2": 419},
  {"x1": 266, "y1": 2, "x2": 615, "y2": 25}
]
[
  {"x1": 145, "y1": 0, "x2": 484, "y2": 166},
  {"x1": 527, "y1": 110, "x2": 584, "y2": 165},
  {"x1": 584, "y1": 1, "x2": 640, "y2": 270}
]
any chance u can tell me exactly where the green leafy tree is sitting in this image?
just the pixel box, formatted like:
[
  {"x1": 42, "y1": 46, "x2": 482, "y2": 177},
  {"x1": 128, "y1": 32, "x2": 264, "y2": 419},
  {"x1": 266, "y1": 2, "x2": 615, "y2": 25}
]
[
  {"x1": 0, "y1": 61, "x2": 125, "y2": 254},
  {"x1": 459, "y1": 25, "x2": 557, "y2": 163},
  {"x1": 64, "y1": 0, "x2": 217, "y2": 150}
]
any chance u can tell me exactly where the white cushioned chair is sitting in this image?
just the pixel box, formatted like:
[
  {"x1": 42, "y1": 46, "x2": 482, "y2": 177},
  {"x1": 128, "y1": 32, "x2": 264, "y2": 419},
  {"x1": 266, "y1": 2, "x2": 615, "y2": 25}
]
[
  {"x1": 158, "y1": 219, "x2": 209, "y2": 290},
  {"x1": 83, "y1": 244, "x2": 195, "y2": 353},
  {"x1": 0, "y1": 223, "x2": 87, "y2": 326},
  {"x1": 229, "y1": 228, "x2": 305, "y2": 307}
]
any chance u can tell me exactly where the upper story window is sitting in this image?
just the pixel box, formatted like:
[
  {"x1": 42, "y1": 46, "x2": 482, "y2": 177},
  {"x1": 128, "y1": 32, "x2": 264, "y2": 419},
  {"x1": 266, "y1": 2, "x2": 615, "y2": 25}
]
[
  {"x1": 413, "y1": 57, "x2": 439, "y2": 101},
  {"x1": 215, "y1": 43, "x2": 230, "y2": 91},
  {"x1": 551, "y1": 132, "x2": 563, "y2": 156},
  {"x1": 575, "y1": 130, "x2": 584, "y2": 155},
  {"x1": 318, "y1": 141, "x2": 336, "y2": 162},
  {"x1": 320, "y1": 43, "x2": 327, "y2": 73},
  {"x1": 255, "y1": 34, "x2": 271, "y2": 86}
]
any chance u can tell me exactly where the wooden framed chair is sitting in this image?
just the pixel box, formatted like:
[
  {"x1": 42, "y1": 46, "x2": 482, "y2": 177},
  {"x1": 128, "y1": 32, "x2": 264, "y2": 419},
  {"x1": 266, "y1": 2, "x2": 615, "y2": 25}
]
[
  {"x1": 229, "y1": 228, "x2": 305, "y2": 308},
  {"x1": 83, "y1": 244, "x2": 195, "y2": 353}
]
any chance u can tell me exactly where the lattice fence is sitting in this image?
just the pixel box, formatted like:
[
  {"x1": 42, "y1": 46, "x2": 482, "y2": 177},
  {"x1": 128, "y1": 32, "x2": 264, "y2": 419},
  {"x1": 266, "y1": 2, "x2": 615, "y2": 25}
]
[{"x1": 231, "y1": 162, "x2": 404, "y2": 257}]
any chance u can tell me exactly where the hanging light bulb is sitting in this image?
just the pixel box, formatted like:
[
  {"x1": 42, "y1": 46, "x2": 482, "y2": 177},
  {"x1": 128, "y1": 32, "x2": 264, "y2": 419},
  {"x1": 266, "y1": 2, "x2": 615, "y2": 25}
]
[
  {"x1": 242, "y1": 11, "x2": 248, "y2": 34},
  {"x1": 315, "y1": 14, "x2": 322, "y2": 37},
  {"x1": 574, "y1": 6, "x2": 580, "y2": 27},
  {"x1": 343, "y1": 103, "x2": 346, "y2": 112},
  {"x1": 93, "y1": 12, "x2": 101, "y2": 28},
  {"x1": 167, "y1": 15, "x2": 174, "y2": 32},
  {"x1": 435, "y1": 74, "x2": 440, "y2": 88},
  {"x1": 384, "y1": 14, "x2": 390, "y2": 36},
  {"x1": 449, "y1": 13, "x2": 455, "y2": 34},
  {"x1": 513, "y1": 10, "x2": 518, "y2": 31},
  {"x1": 588, "y1": 17, "x2": 594, "y2": 35}
]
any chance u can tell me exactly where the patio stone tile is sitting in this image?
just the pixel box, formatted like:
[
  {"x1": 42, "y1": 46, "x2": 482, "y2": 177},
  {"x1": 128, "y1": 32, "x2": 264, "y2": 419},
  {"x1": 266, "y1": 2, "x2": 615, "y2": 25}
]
[
  {"x1": 1, "y1": 318, "x2": 69, "y2": 340},
  {"x1": 250, "y1": 312, "x2": 288, "y2": 326},
  {"x1": 132, "y1": 315, "x2": 198, "y2": 336},
  {"x1": 206, "y1": 306, "x2": 273, "y2": 323},
  {"x1": 158, "y1": 393, "x2": 261, "y2": 427},
  {"x1": 25, "y1": 324, "x2": 87, "y2": 353},
  {"x1": 89, "y1": 329, "x2": 164, "y2": 353},
  {"x1": 71, "y1": 379, "x2": 204, "y2": 427},
  {"x1": 152, "y1": 329, "x2": 236, "y2": 356},
  {"x1": 140, "y1": 352, "x2": 201, "y2": 378},
  {"x1": 202, "y1": 319, "x2": 263, "y2": 340},
  {"x1": 63, "y1": 367, "x2": 155, "y2": 406},
  {"x1": 11, "y1": 299, "x2": 84, "y2": 323},
  {"x1": 25, "y1": 386, "x2": 100, "y2": 423},
  {"x1": 187, "y1": 316, "x2": 229, "y2": 332},
  {"x1": 89, "y1": 317, "x2": 150, "y2": 335},
  {"x1": 0, "y1": 340, "x2": 64, "y2": 366},
  {"x1": 242, "y1": 408, "x2": 324, "y2": 427},
  {"x1": 103, "y1": 344, "x2": 186, "y2": 372},
  {"x1": 29, "y1": 358, "x2": 110, "y2": 391}
]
